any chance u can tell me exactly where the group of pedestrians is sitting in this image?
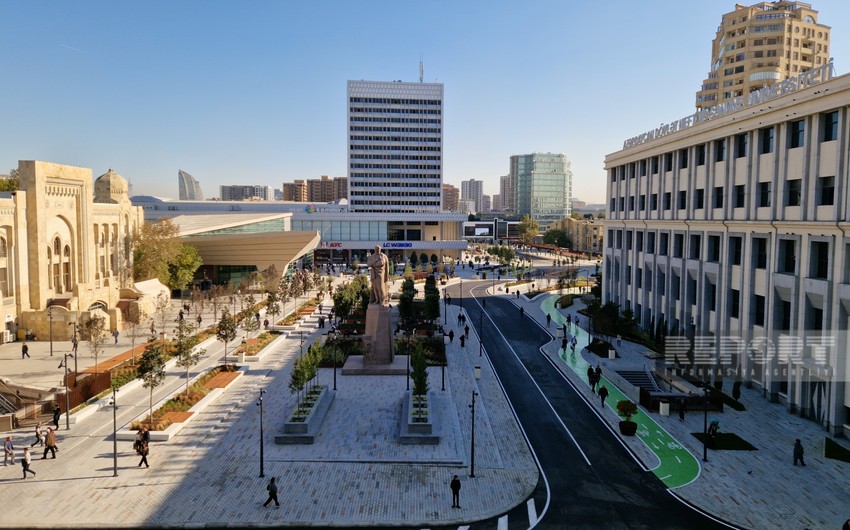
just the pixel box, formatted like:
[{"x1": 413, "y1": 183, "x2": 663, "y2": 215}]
[{"x1": 586, "y1": 365, "x2": 608, "y2": 407}]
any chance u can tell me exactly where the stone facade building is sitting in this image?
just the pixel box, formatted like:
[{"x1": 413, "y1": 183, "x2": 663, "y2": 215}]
[{"x1": 6, "y1": 161, "x2": 145, "y2": 342}]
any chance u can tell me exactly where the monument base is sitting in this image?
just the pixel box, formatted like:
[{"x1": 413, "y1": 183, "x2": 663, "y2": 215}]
[
  {"x1": 363, "y1": 303, "x2": 394, "y2": 365},
  {"x1": 341, "y1": 355, "x2": 408, "y2": 376}
]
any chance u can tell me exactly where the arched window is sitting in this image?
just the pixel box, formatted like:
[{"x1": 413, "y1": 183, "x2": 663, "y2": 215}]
[
  {"x1": 47, "y1": 246, "x2": 53, "y2": 289},
  {"x1": 63, "y1": 245, "x2": 72, "y2": 290},
  {"x1": 54, "y1": 237, "x2": 61, "y2": 255},
  {"x1": 0, "y1": 237, "x2": 7, "y2": 258}
]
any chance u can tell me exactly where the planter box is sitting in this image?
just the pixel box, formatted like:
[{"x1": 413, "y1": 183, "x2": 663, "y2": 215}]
[
  {"x1": 399, "y1": 391, "x2": 439, "y2": 445},
  {"x1": 116, "y1": 366, "x2": 245, "y2": 442},
  {"x1": 275, "y1": 386, "x2": 334, "y2": 444}
]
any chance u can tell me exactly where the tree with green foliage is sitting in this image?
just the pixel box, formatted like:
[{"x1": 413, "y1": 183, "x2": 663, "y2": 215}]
[
  {"x1": 410, "y1": 342, "x2": 429, "y2": 396},
  {"x1": 216, "y1": 308, "x2": 238, "y2": 365},
  {"x1": 133, "y1": 218, "x2": 201, "y2": 288},
  {"x1": 517, "y1": 214, "x2": 540, "y2": 245},
  {"x1": 542, "y1": 228, "x2": 572, "y2": 248},
  {"x1": 137, "y1": 337, "x2": 167, "y2": 428},
  {"x1": 0, "y1": 169, "x2": 20, "y2": 192},
  {"x1": 265, "y1": 289, "x2": 281, "y2": 327},
  {"x1": 174, "y1": 318, "x2": 205, "y2": 393},
  {"x1": 81, "y1": 314, "x2": 108, "y2": 377},
  {"x1": 166, "y1": 244, "x2": 202, "y2": 293},
  {"x1": 409, "y1": 252, "x2": 418, "y2": 268}
]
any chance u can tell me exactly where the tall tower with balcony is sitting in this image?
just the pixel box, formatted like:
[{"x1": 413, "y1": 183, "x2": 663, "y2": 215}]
[{"x1": 696, "y1": 1, "x2": 831, "y2": 109}]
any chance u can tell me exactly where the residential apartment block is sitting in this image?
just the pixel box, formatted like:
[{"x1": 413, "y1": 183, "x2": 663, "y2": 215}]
[
  {"x1": 547, "y1": 217, "x2": 604, "y2": 254},
  {"x1": 696, "y1": 1, "x2": 831, "y2": 109},
  {"x1": 347, "y1": 80, "x2": 444, "y2": 213},
  {"x1": 220, "y1": 185, "x2": 274, "y2": 201},
  {"x1": 282, "y1": 180, "x2": 307, "y2": 202},
  {"x1": 442, "y1": 183, "x2": 460, "y2": 211},
  {"x1": 604, "y1": 61, "x2": 847, "y2": 435},
  {"x1": 461, "y1": 179, "x2": 484, "y2": 214}
]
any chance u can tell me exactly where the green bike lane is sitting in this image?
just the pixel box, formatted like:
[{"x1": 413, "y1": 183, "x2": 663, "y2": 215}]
[{"x1": 538, "y1": 293, "x2": 700, "y2": 489}]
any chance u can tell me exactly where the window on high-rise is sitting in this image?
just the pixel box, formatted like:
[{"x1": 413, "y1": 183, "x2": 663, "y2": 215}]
[
  {"x1": 651, "y1": 193, "x2": 658, "y2": 211},
  {"x1": 714, "y1": 139, "x2": 726, "y2": 162},
  {"x1": 678, "y1": 190, "x2": 687, "y2": 210},
  {"x1": 664, "y1": 192, "x2": 672, "y2": 210},
  {"x1": 713, "y1": 186, "x2": 724, "y2": 209},
  {"x1": 708, "y1": 235, "x2": 721, "y2": 262},
  {"x1": 753, "y1": 237, "x2": 767, "y2": 269},
  {"x1": 778, "y1": 239, "x2": 796, "y2": 274},
  {"x1": 696, "y1": 144, "x2": 706, "y2": 166},
  {"x1": 817, "y1": 176, "x2": 835, "y2": 206},
  {"x1": 821, "y1": 111, "x2": 838, "y2": 142},
  {"x1": 651, "y1": 156, "x2": 659, "y2": 174},
  {"x1": 786, "y1": 179, "x2": 802, "y2": 206},
  {"x1": 729, "y1": 236, "x2": 742, "y2": 265},
  {"x1": 689, "y1": 234, "x2": 701, "y2": 260},
  {"x1": 757, "y1": 182, "x2": 771, "y2": 207},
  {"x1": 695, "y1": 189, "x2": 705, "y2": 210},
  {"x1": 809, "y1": 241, "x2": 829, "y2": 279},
  {"x1": 759, "y1": 126, "x2": 774, "y2": 154},
  {"x1": 673, "y1": 234, "x2": 684, "y2": 258},
  {"x1": 664, "y1": 153, "x2": 673, "y2": 172},
  {"x1": 729, "y1": 289, "x2": 740, "y2": 319},
  {"x1": 735, "y1": 185, "x2": 746, "y2": 208},
  {"x1": 660, "y1": 233, "x2": 669, "y2": 255},
  {"x1": 754, "y1": 295, "x2": 765, "y2": 326},
  {"x1": 639, "y1": 195, "x2": 646, "y2": 211},
  {"x1": 788, "y1": 119, "x2": 805, "y2": 149},
  {"x1": 679, "y1": 148, "x2": 688, "y2": 169},
  {"x1": 735, "y1": 133, "x2": 748, "y2": 158}
]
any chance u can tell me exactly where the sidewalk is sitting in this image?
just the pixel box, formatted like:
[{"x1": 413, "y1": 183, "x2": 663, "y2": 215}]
[{"x1": 509, "y1": 287, "x2": 850, "y2": 530}]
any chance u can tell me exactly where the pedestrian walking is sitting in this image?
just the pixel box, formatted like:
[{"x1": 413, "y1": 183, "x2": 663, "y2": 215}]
[
  {"x1": 561, "y1": 338, "x2": 568, "y2": 351},
  {"x1": 319, "y1": 316, "x2": 325, "y2": 328},
  {"x1": 448, "y1": 330, "x2": 455, "y2": 343},
  {"x1": 42, "y1": 428, "x2": 57, "y2": 459},
  {"x1": 546, "y1": 313, "x2": 551, "y2": 326},
  {"x1": 459, "y1": 335, "x2": 465, "y2": 348},
  {"x1": 113, "y1": 329, "x2": 119, "y2": 344},
  {"x1": 519, "y1": 307, "x2": 524, "y2": 318},
  {"x1": 21, "y1": 448, "x2": 36, "y2": 479},
  {"x1": 137, "y1": 440, "x2": 149, "y2": 468},
  {"x1": 52, "y1": 405, "x2": 61, "y2": 429},
  {"x1": 30, "y1": 422, "x2": 44, "y2": 448},
  {"x1": 464, "y1": 325, "x2": 469, "y2": 339},
  {"x1": 587, "y1": 366, "x2": 595, "y2": 389},
  {"x1": 263, "y1": 477, "x2": 280, "y2": 507},
  {"x1": 4, "y1": 436, "x2": 15, "y2": 466},
  {"x1": 678, "y1": 398, "x2": 687, "y2": 422},
  {"x1": 842, "y1": 519, "x2": 850, "y2": 530},
  {"x1": 707, "y1": 420, "x2": 719, "y2": 449},
  {"x1": 457, "y1": 314, "x2": 462, "y2": 325},
  {"x1": 318, "y1": 303, "x2": 323, "y2": 314},
  {"x1": 197, "y1": 314, "x2": 203, "y2": 326},
  {"x1": 150, "y1": 320, "x2": 155, "y2": 334},
  {"x1": 450, "y1": 475, "x2": 461, "y2": 508},
  {"x1": 793, "y1": 439, "x2": 806, "y2": 466},
  {"x1": 516, "y1": 291, "x2": 520, "y2": 299},
  {"x1": 178, "y1": 309, "x2": 184, "y2": 321},
  {"x1": 263, "y1": 318, "x2": 269, "y2": 329},
  {"x1": 617, "y1": 334, "x2": 622, "y2": 346},
  {"x1": 71, "y1": 335, "x2": 78, "y2": 354},
  {"x1": 598, "y1": 385, "x2": 609, "y2": 408},
  {"x1": 21, "y1": 342, "x2": 29, "y2": 359}
]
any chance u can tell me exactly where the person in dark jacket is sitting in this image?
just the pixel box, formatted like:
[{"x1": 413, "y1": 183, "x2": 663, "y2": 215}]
[
  {"x1": 598, "y1": 385, "x2": 609, "y2": 408},
  {"x1": 263, "y1": 477, "x2": 280, "y2": 507},
  {"x1": 450, "y1": 475, "x2": 461, "y2": 508},
  {"x1": 793, "y1": 439, "x2": 806, "y2": 466}
]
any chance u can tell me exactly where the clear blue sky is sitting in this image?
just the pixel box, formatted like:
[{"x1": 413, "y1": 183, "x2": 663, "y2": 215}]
[{"x1": 2, "y1": 1, "x2": 849, "y2": 203}]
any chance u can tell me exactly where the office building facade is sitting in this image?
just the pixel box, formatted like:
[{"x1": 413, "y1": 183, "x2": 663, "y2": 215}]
[
  {"x1": 604, "y1": 62, "x2": 847, "y2": 434},
  {"x1": 510, "y1": 153, "x2": 573, "y2": 225},
  {"x1": 696, "y1": 1, "x2": 831, "y2": 109},
  {"x1": 178, "y1": 169, "x2": 204, "y2": 200},
  {"x1": 347, "y1": 80, "x2": 444, "y2": 213}
]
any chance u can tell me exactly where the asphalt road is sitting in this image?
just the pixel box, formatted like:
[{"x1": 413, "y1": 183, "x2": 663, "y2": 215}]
[{"x1": 449, "y1": 282, "x2": 733, "y2": 530}]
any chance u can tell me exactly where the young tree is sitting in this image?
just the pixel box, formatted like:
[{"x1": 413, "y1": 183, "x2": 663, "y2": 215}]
[
  {"x1": 410, "y1": 342, "x2": 429, "y2": 396},
  {"x1": 81, "y1": 314, "x2": 108, "y2": 377},
  {"x1": 137, "y1": 337, "x2": 167, "y2": 428},
  {"x1": 216, "y1": 308, "x2": 238, "y2": 366},
  {"x1": 0, "y1": 169, "x2": 20, "y2": 191},
  {"x1": 174, "y1": 318, "x2": 205, "y2": 393},
  {"x1": 153, "y1": 292, "x2": 171, "y2": 339},
  {"x1": 518, "y1": 214, "x2": 540, "y2": 246},
  {"x1": 209, "y1": 284, "x2": 225, "y2": 322},
  {"x1": 265, "y1": 289, "x2": 281, "y2": 327}
]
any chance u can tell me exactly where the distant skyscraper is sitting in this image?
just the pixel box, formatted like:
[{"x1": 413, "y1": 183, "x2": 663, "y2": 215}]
[
  {"x1": 461, "y1": 179, "x2": 484, "y2": 214},
  {"x1": 220, "y1": 185, "x2": 273, "y2": 201},
  {"x1": 695, "y1": 1, "x2": 831, "y2": 109},
  {"x1": 482, "y1": 194, "x2": 491, "y2": 214},
  {"x1": 347, "y1": 79, "x2": 444, "y2": 213},
  {"x1": 442, "y1": 183, "x2": 460, "y2": 211},
  {"x1": 178, "y1": 170, "x2": 204, "y2": 200},
  {"x1": 492, "y1": 193, "x2": 502, "y2": 212},
  {"x1": 307, "y1": 176, "x2": 348, "y2": 202},
  {"x1": 282, "y1": 180, "x2": 307, "y2": 202},
  {"x1": 499, "y1": 174, "x2": 515, "y2": 214},
  {"x1": 510, "y1": 153, "x2": 572, "y2": 225}
]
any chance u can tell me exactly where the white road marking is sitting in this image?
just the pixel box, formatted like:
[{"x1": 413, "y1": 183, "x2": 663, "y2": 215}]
[{"x1": 527, "y1": 498, "x2": 538, "y2": 525}]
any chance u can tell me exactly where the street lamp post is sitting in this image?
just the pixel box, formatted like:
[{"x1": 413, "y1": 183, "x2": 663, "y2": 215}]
[
  {"x1": 332, "y1": 331, "x2": 340, "y2": 391},
  {"x1": 112, "y1": 386, "x2": 118, "y2": 477},
  {"x1": 60, "y1": 352, "x2": 73, "y2": 430},
  {"x1": 257, "y1": 389, "x2": 266, "y2": 477},
  {"x1": 47, "y1": 305, "x2": 54, "y2": 357},
  {"x1": 703, "y1": 386, "x2": 709, "y2": 462},
  {"x1": 469, "y1": 390, "x2": 478, "y2": 478},
  {"x1": 443, "y1": 289, "x2": 447, "y2": 325},
  {"x1": 299, "y1": 331, "x2": 304, "y2": 358},
  {"x1": 459, "y1": 279, "x2": 463, "y2": 311}
]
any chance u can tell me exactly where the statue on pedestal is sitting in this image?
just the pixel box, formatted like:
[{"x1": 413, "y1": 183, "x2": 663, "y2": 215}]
[{"x1": 368, "y1": 245, "x2": 389, "y2": 306}]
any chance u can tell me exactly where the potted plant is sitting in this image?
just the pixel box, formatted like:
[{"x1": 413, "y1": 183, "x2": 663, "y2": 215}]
[{"x1": 616, "y1": 400, "x2": 638, "y2": 436}]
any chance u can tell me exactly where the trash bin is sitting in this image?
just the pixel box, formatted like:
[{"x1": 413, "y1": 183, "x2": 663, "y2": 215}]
[
  {"x1": 474, "y1": 366, "x2": 481, "y2": 379},
  {"x1": 608, "y1": 349, "x2": 616, "y2": 359},
  {"x1": 659, "y1": 401, "x2": 670, "y2": 416}
]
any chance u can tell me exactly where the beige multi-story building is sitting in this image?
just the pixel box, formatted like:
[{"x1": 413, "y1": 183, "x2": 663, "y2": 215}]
[
  {"x1": 605, "y1": 61, "x2": 846, "y2": 434},
  {"x1": 442, "y1": 183, "x2": 460, "y2": 211},
  {"x1": 499, "y1": 174, "x2": 515, "y2": 214},
  {"x1": 696, "y1": 1, "x2": 831, "y2": 109},
  {"x1": 547, "y1": 217, "x2": 603, "y2": 254},
  {"x1": 306, "y1": 175, "x2": 347, "y2": 203},
  {"x1": 282, "y1": 180, "x2": 307, "y2": 202},
  {"x1": 1, "y1": 161, "x2": 145, "y2": 341}
]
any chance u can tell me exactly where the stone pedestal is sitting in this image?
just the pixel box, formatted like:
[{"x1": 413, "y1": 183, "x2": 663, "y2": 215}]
[{"x1": 363, "y1": 304, "x2": 394, "y2": 365}]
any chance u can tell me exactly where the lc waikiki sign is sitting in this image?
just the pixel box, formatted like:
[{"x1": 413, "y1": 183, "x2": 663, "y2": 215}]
[{"x1": 623, "y1": 61, "x2": 835, "y2": 150}]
